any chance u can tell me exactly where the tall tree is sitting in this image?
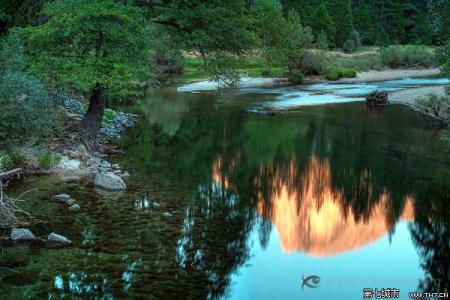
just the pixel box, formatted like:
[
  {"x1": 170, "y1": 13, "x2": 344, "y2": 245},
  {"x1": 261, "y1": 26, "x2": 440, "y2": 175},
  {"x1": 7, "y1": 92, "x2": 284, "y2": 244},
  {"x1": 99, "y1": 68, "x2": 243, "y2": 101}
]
[
  {"x1": 310, "y1": 3, "x2": 336, "y2": 46},
  {"x1": 353, "y1": 0, "x2": 375, "y2": 45},
  {"x1": 429, "y1": 0, "x2": 450, "y2": 75},
  {"x1": 26, "y1": 0, "x2": 152, "y2": 138},
  {"x1": 326, "y1": 0, "x2": 354, "y2": 46}
]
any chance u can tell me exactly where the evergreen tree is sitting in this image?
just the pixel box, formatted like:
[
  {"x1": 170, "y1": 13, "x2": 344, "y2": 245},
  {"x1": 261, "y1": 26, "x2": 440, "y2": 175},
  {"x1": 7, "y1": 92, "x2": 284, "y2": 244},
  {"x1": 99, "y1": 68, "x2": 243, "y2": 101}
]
[
  {"x1": 311, "y1": 4, "x2": 336, "y2": 46},
  {"x1": 353, "y1": 0, "x2": 375, "y2": 45},
  {"x1": 326, "y1": 0, "x2": 354, "y2": 46}
]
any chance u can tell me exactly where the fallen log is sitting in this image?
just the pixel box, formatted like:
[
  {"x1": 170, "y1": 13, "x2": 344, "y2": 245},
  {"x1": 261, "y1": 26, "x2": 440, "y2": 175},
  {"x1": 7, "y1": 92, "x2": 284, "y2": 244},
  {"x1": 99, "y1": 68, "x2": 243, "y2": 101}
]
[{"x1": 0, "y1": 168, "x2": 22, "y2": 180}]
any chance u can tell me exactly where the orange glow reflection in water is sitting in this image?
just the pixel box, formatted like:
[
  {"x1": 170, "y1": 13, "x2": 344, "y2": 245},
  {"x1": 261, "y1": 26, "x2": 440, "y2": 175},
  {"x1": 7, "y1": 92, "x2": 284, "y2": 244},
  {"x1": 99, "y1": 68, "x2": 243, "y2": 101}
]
[{"x1": 213, "y1": 156, "x2": 415, "y2": 257}]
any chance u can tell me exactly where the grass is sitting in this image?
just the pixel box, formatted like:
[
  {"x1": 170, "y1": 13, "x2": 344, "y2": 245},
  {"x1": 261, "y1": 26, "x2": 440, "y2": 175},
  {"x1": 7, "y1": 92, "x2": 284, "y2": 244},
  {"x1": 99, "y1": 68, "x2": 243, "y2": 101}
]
[
  {"x1": 38, "y1": 152, "x2": 61, "y2": 170},
  {"x1": 176, "y1": 44, "x2": 438, "y2": 84},
  {"x1": 0, "y1": 149, "x2": 25, "y2": 171}
]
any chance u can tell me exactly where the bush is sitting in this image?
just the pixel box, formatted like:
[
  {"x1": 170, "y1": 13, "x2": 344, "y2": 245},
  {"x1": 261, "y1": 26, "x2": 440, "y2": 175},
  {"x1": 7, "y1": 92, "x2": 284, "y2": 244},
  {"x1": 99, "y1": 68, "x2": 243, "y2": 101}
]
[
  {"x1": 326, "y1": 70, "x2": 339, "y2": 81},
  {"x1": 343, "y1": 39, "x2": 356, "y2": 53},
  {"x1": 338, "y1": 68, "x2": 357, "y2": 78},
  {"x1": 287, "y1": 70, "x2": 304, "y2": 83},
  {"x1": 326, "y1": 68, "x2": 357, "y2": 81},
  {"x1": 349, "y1": 31, "x2": 362, "y2": 48},
  {"x1": 299, "y1": 50, "x2": 329, "y2": 75},
  {"x1": 0, "y1": 31, "x2": 55, "y2": 147},
  {"x1": 38, "y1": 153, "x2": 61, "y2": 170},
  {"x1": 415, "y1": 94, "x2": 450, "y2": 127},
  {"x1": 0, "y1": 149, "x2": 24, "y2": 171},
  {"x1": 380, "y1": 45, "x2": 436, "y2": 68}
]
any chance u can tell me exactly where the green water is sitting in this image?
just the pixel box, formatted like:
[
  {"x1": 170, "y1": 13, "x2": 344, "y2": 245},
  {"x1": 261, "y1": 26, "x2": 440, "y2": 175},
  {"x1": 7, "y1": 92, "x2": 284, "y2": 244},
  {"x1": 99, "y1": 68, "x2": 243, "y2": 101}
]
[{"x1": 1, "y1": 87, "x2": 449, "y2": 299}]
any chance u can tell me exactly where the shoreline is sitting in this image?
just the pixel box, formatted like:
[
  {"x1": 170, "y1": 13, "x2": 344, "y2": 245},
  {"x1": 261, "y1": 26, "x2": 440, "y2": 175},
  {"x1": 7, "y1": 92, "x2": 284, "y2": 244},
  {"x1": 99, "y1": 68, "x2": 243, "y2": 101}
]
[{"x1": 177, "y1": 68, "x2": 443, "y2": 92}]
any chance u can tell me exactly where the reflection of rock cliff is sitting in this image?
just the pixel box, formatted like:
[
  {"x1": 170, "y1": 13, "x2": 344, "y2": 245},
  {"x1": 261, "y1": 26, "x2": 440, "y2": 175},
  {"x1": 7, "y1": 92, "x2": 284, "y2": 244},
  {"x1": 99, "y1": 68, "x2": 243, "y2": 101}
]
[
  {"x1": 256, "y1": 156, "x2": 414, "y2": 256},
  {"x1": 212, "y1": 156, "x2": 415, "y2": 257}
]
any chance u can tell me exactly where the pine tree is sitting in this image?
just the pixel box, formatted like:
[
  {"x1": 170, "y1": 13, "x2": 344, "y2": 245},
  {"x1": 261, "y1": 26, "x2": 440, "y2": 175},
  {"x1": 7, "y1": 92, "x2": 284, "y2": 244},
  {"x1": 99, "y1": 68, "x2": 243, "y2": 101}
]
[
  {"x1": 326, "y1": 0, "x2": 354, "y2": 46},
  {"x1": 311, "y1": 4, "x2": 336, "y2": 46},
  {"x1": 353, "y1": 0, "x2": 375, "y2": 45}
]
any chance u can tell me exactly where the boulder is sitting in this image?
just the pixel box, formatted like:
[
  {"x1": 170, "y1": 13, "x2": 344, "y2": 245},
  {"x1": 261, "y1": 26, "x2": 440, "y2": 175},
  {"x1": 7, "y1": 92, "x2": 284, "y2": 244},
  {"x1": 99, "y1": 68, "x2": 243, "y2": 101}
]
[
  {"x1": 121, "y1": 171, "x2": 130, "y2": 180},
  {"x1": 10, "y1": 228, "x2": 36, "y2": 241},
  {"x1": 94, "y1": 172, "x2": 127, "y2": 190},
  {"x1": 68, "y1": 204, "x2": 81, "y2": 212},
  {"x1": 48, "y1": 233, "x2": 72, "y2": 245},
  {"x1": 52, "y1": 194, "x2": 71, "y2": 203},
  {"x1": 100, "y1": 161, "x2": 112, "y2": 168}
]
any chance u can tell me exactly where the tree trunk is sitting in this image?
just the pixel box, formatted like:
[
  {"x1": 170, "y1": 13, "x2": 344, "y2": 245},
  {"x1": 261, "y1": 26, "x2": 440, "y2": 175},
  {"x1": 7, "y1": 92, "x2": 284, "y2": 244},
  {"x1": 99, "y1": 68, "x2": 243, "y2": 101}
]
[{"x1": 81, "y1": 83, "x2": 105, "y2": 138}]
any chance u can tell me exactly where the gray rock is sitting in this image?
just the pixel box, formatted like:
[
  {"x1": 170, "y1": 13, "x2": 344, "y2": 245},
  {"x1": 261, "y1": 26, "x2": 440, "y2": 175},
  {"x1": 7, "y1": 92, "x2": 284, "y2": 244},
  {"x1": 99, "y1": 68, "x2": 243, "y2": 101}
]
[
  {"x1": 153, "y1": 202, "x2": 161, "y2": 208},
  {"x1": 112, "y1": 164, "x2": 120, "y2": 169},
  {"x1": 100, "y1": 161, "x2": 112, "y2": 168},
  {"x1": 94, "y1": 172, "x2": 127, "y2": 190},
  {"x1": 52, "y1": 194, "x2": 72, "y2": 203},
  {"x1": 162, "y1": 212, "x2": 172, "y2": 218},
  {"x1": 48, "y1": 233, "x2": 72, "y2": 245},
  {"x1": 67, "y1": 199, "x2": 77, "y2": 205},
  {"x1": 10, "y1": 228, "x2": 36, "y2": 241},
  {"x1": 113, "y1": 170, "x2": 122, "y2": 175},
  {"x1": 121, "y1": 171, "x2": 130, "y2": 180},
  {"x1": 99, "y1": 166, "x2": 112, "y2": 173},
  {"x1": 68, "y1": 204, "x2": 81, "y2": 212}
]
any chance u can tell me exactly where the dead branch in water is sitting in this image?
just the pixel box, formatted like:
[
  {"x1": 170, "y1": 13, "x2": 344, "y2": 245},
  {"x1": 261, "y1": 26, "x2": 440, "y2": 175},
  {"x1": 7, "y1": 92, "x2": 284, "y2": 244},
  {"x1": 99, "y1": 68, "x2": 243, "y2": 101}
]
[
  {"x1": 0, "y1": 168, "x2": 22, "y2": 180},
  {"x1": 0, "y1": 180, "x2": 34, "y2": 228}
]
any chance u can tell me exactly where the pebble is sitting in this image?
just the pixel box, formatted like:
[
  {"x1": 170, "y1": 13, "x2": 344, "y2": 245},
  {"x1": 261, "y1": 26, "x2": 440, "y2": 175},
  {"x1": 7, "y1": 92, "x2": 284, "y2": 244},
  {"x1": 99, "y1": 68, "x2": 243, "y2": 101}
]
[
  {"x1": 153, "y1": 202, "x2": 161, "y2": 208},
  {"x1": 121, "y1": 171, "x2": 130, "y2": 179},
  {"x1": 162, "y1": 212, "x2": 172, "y2": 218},
  {"x1": 48, "y1": 233, "x2": 72, "y2": 245},
  {"x1": 66, "y1": 199, "x2": 77, "y2": 205},
  {"x1": 68, "y1": 204, "x2": 81, "y2": 212}
]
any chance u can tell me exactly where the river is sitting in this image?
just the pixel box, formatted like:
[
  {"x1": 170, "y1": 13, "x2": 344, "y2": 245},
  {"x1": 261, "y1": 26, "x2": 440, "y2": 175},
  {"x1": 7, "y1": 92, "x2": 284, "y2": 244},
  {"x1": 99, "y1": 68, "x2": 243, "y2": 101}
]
[{"x1": 1, "y1": 79, "x2": 449, "y2": 299}]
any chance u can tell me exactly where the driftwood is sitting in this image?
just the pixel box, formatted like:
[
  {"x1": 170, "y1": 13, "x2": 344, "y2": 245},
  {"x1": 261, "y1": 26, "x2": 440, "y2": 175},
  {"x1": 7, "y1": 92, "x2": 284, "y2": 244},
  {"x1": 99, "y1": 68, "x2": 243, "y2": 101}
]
[
  {"x1": 0, "y1": 181, "x2": 33, "y2": 227},
  {"x1": 366, "y1": 91, "x2": 389, "y2": 106}
]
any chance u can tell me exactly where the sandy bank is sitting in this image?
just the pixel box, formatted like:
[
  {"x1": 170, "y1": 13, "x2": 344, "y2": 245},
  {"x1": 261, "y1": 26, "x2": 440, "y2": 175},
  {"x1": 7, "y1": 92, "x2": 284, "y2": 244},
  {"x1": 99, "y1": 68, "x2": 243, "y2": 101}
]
[
  {"x1": 338, "y1": 68, "x2": 441, "y2": 84},
  {"x1": 389, "y1": 85, "x2": 447, "y2": 106}
]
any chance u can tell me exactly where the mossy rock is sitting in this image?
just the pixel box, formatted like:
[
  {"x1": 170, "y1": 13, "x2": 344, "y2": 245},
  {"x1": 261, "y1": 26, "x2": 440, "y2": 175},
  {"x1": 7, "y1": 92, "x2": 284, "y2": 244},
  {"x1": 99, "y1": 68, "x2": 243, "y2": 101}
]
[{"x1": 339, "y1": 68, "x2": 357, "y2": 78}]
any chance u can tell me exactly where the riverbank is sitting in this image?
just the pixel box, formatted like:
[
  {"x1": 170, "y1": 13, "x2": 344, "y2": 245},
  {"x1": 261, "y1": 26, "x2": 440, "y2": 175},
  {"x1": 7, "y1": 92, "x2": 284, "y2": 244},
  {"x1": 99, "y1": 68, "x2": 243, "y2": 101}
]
[{"x1": 337, "y1": 68, "x2": 442, "y2": 84}]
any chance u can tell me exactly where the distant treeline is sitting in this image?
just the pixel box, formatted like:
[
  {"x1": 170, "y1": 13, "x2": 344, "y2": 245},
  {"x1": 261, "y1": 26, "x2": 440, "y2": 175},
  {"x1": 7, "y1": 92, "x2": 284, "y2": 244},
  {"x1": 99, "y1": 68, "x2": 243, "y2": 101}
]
[{"x1": 280, "y1": 0, "x2": 434, "y2": 46}]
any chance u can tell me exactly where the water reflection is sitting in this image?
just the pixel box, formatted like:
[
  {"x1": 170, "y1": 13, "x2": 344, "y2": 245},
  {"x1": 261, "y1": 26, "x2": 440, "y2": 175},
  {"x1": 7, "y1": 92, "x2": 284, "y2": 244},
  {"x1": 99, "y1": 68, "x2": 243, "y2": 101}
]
[{"x1": 255, "y1": 156, "x2": 415, "y2": 256}]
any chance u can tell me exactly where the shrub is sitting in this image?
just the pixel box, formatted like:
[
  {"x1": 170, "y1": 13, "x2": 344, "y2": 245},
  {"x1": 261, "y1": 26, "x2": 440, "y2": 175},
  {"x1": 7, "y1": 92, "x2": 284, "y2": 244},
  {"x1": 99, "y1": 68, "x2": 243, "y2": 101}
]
[
  {"x1": 0, "y1": 31, "x2": 55, "y2": 147},
  {"x1": 38, "y1": 153, "x2": 61, "y2": 170},
  {"x1": 338, "y1": 68, "x2": 357, "y2": 78},
  {"x1": 349, "y1": 30, "x2": 362, "y2": 48},
  {"x1": 287, "y1": 70, "x2": 304, "y2": 83},
  {"x1": 103, "y1": 109, "x2": 117, "y2": 124},
  {"x1": 343, "y1": 39, "x2": 356, "y2": 53},
  {"x1": 0, "y1": 150, "x2": 14, "y2": 171},
  {"x1": 415, "y1": 94, "x2": 450, "y2": 127},
  {"x1": 380, "y1": 45, "x2": 436, "y2": 68},
  {"x1": 326, "y1": 70, "x2": 339, "y2": 81},
  {"x1": 299, "y1": 50, "x2": 329, "y2": 75},
  {"x1": 315, "y1": 31, "x2": 329, "y2": 50},
  {"x1": 326, "y1": 68, "x2": 357, "y2": 81}
]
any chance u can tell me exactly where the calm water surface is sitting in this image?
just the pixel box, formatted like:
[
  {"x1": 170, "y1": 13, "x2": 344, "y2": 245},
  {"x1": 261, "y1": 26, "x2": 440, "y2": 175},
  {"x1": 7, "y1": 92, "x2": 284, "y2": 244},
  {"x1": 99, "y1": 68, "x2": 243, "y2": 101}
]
[{"x1": 1, "y1": 83, "x2": 449, "y2": 300}]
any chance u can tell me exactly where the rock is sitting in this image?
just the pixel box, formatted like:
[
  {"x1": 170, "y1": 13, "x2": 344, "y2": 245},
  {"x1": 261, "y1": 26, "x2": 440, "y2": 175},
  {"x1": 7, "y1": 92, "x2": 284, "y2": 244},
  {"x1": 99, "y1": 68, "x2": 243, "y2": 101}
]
[
  {"x1": 48, "y1": 233, "x2": 72, "y2": 245},
  {"x1": 94, "y1": 172, "x2": 127, "y2": 190},
  {"x1": 66, "y1": 199, "x2": 77, "y2": 205},
  {"x1": 100, "y1": 161, "x2": 112, "y2": 168},
  {"x1": 10, "y1": 228, "x2": 37, "y2": 242},
  {"x1": 68, "y1": 204, "x2": 81, "y2": 212},
  {"x1": 52, "y1": 193, "x2": 71, "y2": 203},
  {"x1": 56, "y1": 157, "x2": 81, "y2": 171},
  {"x1": 153, "y1": 202, "x2": 161, "y2": 208},
  {"x1": 113, "y1": 170, "x2": 122, "y2": 175},
  {"x1": 162, "y1": 212, "x2": 172, "y2": 218},
  {"x1": 112, "y1": 164, "x2": 120, "y2": 169},
  {"x1": 366, "y1": 91, "x2": 389, "y2": 106},
  {"x1": 99, "y1": 166, "x2": 112, "y2": 173},
  {"x1": 121, "y1": 171, "x2": 130, "y2": 180},
  {"x1": 64, "y1": 150, "x2": 79, "y2": 159}
]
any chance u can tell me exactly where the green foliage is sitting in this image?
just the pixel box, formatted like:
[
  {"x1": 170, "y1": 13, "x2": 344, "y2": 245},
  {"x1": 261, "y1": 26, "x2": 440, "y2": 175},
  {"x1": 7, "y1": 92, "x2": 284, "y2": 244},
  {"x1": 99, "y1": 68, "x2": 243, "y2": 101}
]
[
  {"x1": 298, "y1": 50, "x2": 329, "y2": 75},
  {"x1": 0, "y1": 149, "x2": 25, "y2": 171},
  {"x1": 0, "y1": 31, "x2": 54, "y2": 147},
  {"x1": 343, "y1": 39, "x2": 356, "y2": 53},
  {"x1": 326, "y1": 67, "x2": 357, "y2": 80},
  {"x1": 26, "y1": 0, "x2": 152, "y2": 99},
  {"x1": 311, "y1": 4, "x2": 336, "y2": 46},
  {"x1": 287, "y1": 70, "x2": 304, "y2": 83},
  {"x1": 315, "y1": 32, "x2": 329, "y2": 50},
  {"x1": 353, "y1": 0, "x2": 375, "y2": 45},
  {"x1": 380, "y1": 45, "x2": 436, "y2": 68},
  {"x1": 102, "y1": 110, "x2": 117, "y2": 124},
  {"x1": 38, "y1": 152, "x2": 61, "y2": 170},
  {"x1": 327, "y1": 0, "x2": 354, "y2": 47}
]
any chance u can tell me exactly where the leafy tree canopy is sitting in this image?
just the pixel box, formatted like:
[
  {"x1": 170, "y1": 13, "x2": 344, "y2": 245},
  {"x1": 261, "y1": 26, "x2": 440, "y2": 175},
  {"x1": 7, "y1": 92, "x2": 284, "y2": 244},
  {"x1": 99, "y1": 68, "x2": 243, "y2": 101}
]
[{"x1": 25, "y1": 0, "x2": 152, "y2": 99}]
